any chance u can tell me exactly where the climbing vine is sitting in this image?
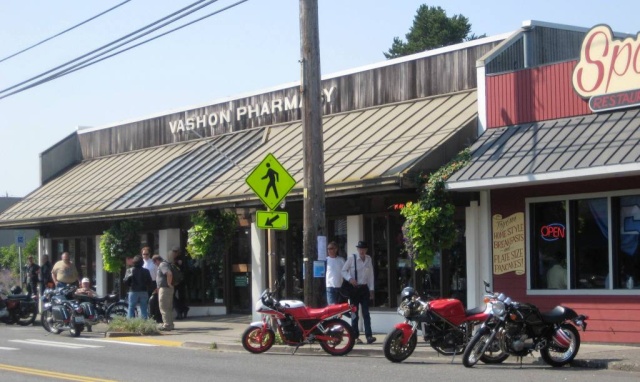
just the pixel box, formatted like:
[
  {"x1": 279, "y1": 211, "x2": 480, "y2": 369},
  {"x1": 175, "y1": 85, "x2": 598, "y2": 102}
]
[
  {"x1": 186, "y1": 210, "x2": 237, "y2": 260},
  {"x1": 100, "y1": 220, "x2": 142, "y2": 273},
  {"x1": 401, "y1": 148, "x2": 470, "y2": 270}
]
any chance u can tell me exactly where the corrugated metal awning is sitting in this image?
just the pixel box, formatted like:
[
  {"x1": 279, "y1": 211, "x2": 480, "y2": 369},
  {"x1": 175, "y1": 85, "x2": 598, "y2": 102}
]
[
  {"x1": 447, "y1": 109, "x2": 640, "y2": 191},
  {"x1": 0, "y1": 90, "x2": 478, "y2": 227}
]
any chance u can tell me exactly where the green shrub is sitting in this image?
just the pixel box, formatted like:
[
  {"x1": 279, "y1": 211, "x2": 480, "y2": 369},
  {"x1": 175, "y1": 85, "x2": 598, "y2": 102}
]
[{"x1": 107, "y1": 316, "x2": 159, "y2": 335}]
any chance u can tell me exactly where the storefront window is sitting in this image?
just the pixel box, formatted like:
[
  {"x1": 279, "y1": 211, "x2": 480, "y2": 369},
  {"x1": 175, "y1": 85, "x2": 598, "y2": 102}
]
[
  {"x1": 530, "y1": 201, "x2": 567, "y2": 289},
  {"x1": 529, "y1": 193, "x2": 640, "y2": 292},
  {"x1": 616, "y1": 195, "x2": 640, "y2": 290}
]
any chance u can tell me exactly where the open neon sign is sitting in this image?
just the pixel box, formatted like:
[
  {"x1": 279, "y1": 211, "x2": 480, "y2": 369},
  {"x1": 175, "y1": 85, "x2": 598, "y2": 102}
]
[{"x1": 540, "y1": 223, "x2": 566, "y2": 242}]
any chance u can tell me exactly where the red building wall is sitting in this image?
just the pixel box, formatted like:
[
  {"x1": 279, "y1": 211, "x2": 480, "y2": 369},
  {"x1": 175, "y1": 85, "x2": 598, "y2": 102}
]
[
  {"x1": 491, "y1": 177, "x2": 640, "y2": 343},
  {"x1": 486, "y1": 61, "x2": 592, "y2": 128}
]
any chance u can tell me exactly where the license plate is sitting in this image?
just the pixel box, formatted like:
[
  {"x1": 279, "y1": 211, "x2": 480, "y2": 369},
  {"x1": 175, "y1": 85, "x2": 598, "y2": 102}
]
[{"x1": 74, "y1": 316, "x2": 85, "y2": 323}]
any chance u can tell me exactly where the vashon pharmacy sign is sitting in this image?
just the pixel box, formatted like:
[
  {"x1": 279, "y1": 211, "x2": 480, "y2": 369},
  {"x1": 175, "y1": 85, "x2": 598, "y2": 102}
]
[
  {"x1": 169, "y1": 86, "x2": 337, "y2": 134},
  {"x1": 572, "y1": 25, "x2": 640, "y2": 112}
]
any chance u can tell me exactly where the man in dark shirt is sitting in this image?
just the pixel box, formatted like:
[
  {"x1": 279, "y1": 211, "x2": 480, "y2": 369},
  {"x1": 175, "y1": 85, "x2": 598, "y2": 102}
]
[{"x1": 25, "y1": 256, "x2": 40, "y2": 296}]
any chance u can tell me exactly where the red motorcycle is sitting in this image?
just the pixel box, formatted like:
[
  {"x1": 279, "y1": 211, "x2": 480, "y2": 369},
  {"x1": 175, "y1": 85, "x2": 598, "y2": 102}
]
[
  {"x1": 383, "y1": 285, "x2": 508, "y2": 363},
  {"x1": 242, "y1": 288, "x2": 356, "y2": 356}
]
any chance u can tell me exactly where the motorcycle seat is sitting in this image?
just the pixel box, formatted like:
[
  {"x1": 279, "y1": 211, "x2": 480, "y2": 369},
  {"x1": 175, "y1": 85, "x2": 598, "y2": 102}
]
[
  {"x1": 465, "y1": 304, "x2": 486, "y2": 316},
  {"x1": 540, "y1": 306, "x2": 577, "y2": 323},
  {"x1": 306, "y1": 303, "x2": 350, "y2": 318},
  {"x1": 7, "y1": 295, "x2": 31, "y2": 300}
]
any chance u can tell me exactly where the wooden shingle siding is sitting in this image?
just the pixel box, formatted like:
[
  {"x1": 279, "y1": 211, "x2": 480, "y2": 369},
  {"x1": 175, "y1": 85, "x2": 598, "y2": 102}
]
[{"x1": 72, "y1": 42, "x2": 499, "y2": 161}]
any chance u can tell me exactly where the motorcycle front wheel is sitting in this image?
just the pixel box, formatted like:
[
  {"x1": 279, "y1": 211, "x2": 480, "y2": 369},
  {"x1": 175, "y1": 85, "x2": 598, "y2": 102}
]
[
  {"x1": 540, "y1": 323, "x2": 580, "y2": 367},
  {"x1": 479, "y1": 336, "x2": 509, "y2": 364},
  {"x1": 106, "y1": 302, "x2": 128, "y2": 322},
  {"x1": 241, "y1": 326, "x2": 275, "y2": 354},
  {"x1": 17, "y1": 306, "x2": 38, "y2": 326},
  {"x1": 319, "y1": 319, "x2": 355, "y2": 356},
  {"x1": 383, "y1": 328, "x2": 417, "y2": 362},
  {"x1": 462, "y1": 330, "x2": 493, "y2": 368},
  {"x1": 40, "y1": 310, "x2": 61, "y2": 334}
]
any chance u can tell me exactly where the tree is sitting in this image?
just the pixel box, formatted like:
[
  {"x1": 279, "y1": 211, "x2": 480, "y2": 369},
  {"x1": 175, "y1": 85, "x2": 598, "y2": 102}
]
[{"x1": 384, "y1": 5, "x2": 485, "y2": 59}]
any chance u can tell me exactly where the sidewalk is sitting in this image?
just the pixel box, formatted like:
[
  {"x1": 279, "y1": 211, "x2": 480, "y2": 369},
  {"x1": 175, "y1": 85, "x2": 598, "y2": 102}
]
[{"x1": 107, "y1": 315, "x2": 640, "y2": 373}]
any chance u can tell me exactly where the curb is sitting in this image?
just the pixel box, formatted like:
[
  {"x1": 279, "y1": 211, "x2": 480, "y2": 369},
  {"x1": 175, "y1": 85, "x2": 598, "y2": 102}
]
[{"x1": 182, "y1": 340, "x2": 640, "y2": 373}]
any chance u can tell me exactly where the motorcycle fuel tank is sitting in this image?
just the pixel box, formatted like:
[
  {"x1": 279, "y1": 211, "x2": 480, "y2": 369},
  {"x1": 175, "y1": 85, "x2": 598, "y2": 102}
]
[{"x1": 429, "y1": 299, "x2": 466, "y2": 326}]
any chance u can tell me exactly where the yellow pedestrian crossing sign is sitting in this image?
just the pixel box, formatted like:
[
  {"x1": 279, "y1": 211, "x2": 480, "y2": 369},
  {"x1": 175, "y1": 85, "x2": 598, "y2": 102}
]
[
  {"x1": 256, "y1": 211, "x2": 289, "y2": 230},
  {"x1": 246, "y1": 153, "x2": 296, "y2": 210}
]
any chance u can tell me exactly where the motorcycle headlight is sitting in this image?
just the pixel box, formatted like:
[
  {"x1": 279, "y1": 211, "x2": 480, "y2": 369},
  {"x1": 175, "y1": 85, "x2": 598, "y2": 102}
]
[{"x1": 492, "y1": 301, "x2": 506, "y2": 317}]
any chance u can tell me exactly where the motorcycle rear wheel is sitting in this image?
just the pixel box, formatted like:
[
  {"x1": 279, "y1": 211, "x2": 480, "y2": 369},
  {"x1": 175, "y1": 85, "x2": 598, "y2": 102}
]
[
  {"x1": 106, "y1": 302, "x2": 129, "y2": 322},
  {"x1": 242, "y1": 326, "x2": 275, "y2": 354},
  {"x1": 69, "y1": 323, "x2": 83, "y2": 337},
  {"x1": 319, "y1": 319, "x2": 355, "y2": 356},
  {"x1": 383, "y1": 328, "x2": 417, "y2": 362},
  {"x1": 17, "y1": 308, "x2": 38, "y2": 326},
  {"x1": 40, "y1": 310, "x2": 61, "y2": 334},
  {"x1": 540, "y1": 323, "x2": 580, "y2": 367},
  {"x1": 462, "y1": 330, "x2": 492, "y2": 368}
]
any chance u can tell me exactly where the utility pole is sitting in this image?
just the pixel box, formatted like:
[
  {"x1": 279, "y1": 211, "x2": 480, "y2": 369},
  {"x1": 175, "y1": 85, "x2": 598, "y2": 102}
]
[{"x1": 300, "y1": 0, "x2": 325, "y2": 307}]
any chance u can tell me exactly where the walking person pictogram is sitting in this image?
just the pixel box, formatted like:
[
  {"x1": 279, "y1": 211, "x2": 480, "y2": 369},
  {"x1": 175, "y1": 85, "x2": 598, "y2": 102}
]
[{"x1": 262, "y1": 162, "x2": 279, "y2": 198}]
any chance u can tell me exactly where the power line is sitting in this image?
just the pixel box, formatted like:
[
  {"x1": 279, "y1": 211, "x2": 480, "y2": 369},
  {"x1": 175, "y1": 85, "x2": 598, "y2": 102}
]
[
  {"x1": 0, "y1": 0, "x2": 132, "y2": 64},
  {"x1": 48, "y1": 0, "x2": 250, "y2": 82},
  {"x1": 0, "y1": 0, "x2": 249, "y2": 100},
  {"x1": 0, "y1": 0, "x2": 214, "y2": 98}
]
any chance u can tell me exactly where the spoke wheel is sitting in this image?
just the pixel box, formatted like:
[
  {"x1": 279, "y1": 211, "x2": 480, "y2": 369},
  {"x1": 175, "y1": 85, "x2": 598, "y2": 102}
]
[
  {"x1": 383, "y1": 328, "x2": 417, "y2": 362},
  {"x1": 41, "y1": 310, "x2": 61, "y2": 334},
  {"x1": 540, "y1": 324, "x2": 580, "y2": 367},
  {"x1": 319, "y1": 319, "x2": 355, "y2": 356},
  {"x1": 241, "y1": 326, "x2": 275, "y2": 354},
  {"x1": 106, "y1": 302, "x2": 128, "y2": 322},
  {"x1": 463, "y1": 330, "x2": 491, "y2": 368}
]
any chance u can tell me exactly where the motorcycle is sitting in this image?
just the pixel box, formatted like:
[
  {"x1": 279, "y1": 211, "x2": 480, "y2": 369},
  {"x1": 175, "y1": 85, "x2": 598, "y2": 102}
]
[
  {"x1": 462, "y1": 286, "x2": 588, "y2": 368},
  {"x1": 242, "y1": 288, "x2": 356, "y2": 356},
  {"x1": 75, "y1": 292, "x2": 129, "y2": 330},
  {"x1": 383, "y1": 284, "x2": 508, "y2": 363},
  {"x1": 0, "y1": 286, "x2": 38, "y2": 326},
  {"x1": 40, "y1": 286, "x2": 87, "y2": 337}
]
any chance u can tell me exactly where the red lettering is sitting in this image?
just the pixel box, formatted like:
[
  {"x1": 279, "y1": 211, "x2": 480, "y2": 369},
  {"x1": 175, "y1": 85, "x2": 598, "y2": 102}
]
[
  {"x1": 577, "y1": 30, "x2": 608, "y2": 94},
  {"x1": 540, "y1": 225, "x2": 566, "y2": 239},
  {"x1": 607, "y1": 42, "x2": 632, "y2": 92}
]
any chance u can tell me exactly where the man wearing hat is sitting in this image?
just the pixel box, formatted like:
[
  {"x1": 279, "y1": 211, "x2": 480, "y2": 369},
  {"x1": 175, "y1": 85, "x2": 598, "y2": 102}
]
[{"x1": 341, "y1": 240, "x2": 376, "y2": 344}]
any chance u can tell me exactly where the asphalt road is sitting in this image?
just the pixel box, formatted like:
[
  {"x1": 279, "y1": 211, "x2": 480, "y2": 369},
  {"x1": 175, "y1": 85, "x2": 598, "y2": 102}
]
[{"x1": 0, "y1": 325, "x2": 638, "y2": 382}]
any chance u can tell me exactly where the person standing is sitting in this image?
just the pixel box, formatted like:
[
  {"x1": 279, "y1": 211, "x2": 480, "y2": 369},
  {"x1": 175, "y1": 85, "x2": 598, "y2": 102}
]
[
  {"x1": 171, "y1": 247, "x2": 189, "y2": 319},
  {"x1": 141, "y1": 247, "x2": 157, "y2": 285},
  {"x1": 342, "y1": 241, "x2": 376, "y2": 344},
  {"x1": 325, "y1": 241, "x2": 345, "y2": 305},
  {"x1": 39, "y1": 254, "x2": 54, "y2": 293},
  {"x1": 51, "y1": 252, "x2": 79, "y2": 288},
  {"x1": 125, "y1": 255, "x2": 153, "y2": 319},
  {"x1": 152, "y1": 254, "x2": 174, "y2": 331},
  {"x1": 25, "y1": 256, "x2": 40, "y2": 296}
]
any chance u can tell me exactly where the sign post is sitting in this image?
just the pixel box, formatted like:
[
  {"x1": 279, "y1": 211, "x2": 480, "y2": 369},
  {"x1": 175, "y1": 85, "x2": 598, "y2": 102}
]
[{"x1": 246, "y1": 153, "x2": 296, "y2": 291}]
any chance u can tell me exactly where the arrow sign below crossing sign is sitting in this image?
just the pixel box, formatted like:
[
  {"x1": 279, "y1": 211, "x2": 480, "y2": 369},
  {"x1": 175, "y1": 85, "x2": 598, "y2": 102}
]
[
  {"x1": 245, "y1": 153, "x2": 296, "y2": 210},
  {"x1": 256, "y1": 211, "x2": 289, "y2": 230}
]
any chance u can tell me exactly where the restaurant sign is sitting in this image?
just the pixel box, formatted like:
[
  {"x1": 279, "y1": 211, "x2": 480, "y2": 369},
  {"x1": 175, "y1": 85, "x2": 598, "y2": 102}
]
[{"x1": 573, "y1": 25, "x2": 640, "y2": 112}]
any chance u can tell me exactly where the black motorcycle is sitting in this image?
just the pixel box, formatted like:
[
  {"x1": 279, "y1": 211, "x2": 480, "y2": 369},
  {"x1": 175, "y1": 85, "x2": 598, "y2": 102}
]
[
  {"x1": 462, "y1": 288, "x2": 588, "y2": 368},
  {"x1": 75, "y1": 292, "x2": 129, "y2": 330},
  {"x1": 41, "y1": 286, "x2": 87, "y2": 337},
  {"x1": 0, "y1": 286, "x2": 38, "y2": 326}
]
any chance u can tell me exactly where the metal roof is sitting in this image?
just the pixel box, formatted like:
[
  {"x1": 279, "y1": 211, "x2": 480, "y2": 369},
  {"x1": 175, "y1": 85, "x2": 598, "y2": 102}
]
[
  {"x1": 0, "y1": 90, "x2": 478, "y2": 227},
  {"x1": 447, "y1": 109, "x2": 640, "y2": 191}
]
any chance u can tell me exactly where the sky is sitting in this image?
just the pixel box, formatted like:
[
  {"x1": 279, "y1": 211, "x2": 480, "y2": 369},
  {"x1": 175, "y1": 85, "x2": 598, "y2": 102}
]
[{"x1": 1, "y1": 0, "x2": 640, "y2": 198}]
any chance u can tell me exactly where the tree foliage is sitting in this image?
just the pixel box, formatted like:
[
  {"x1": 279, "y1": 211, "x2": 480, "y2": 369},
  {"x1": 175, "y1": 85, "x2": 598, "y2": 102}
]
[
  {"x1": 0, "y1": 235, "x2": 39, "y2": 288},
  {"x1": 384, "y1": 5, "x2": 484, "y2": 59},
  {"x1": 400, "y1": 149, "x2": 470, "y2": 270},
  {"x1": 100, "y1": 220, "x2": 142, "y2": 274}
]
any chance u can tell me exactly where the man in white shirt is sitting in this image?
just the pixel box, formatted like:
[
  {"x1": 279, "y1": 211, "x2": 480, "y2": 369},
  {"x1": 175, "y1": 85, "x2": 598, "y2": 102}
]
[
  {"x1": 325, "y1": 241, "x2": 345, "y2": 305},
  {"x1": 141, "y1": 247, "x2": 157, "y2": 283},
  {"x1": 341, "y1": 241, "x2": 376, "y2": 344}
]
